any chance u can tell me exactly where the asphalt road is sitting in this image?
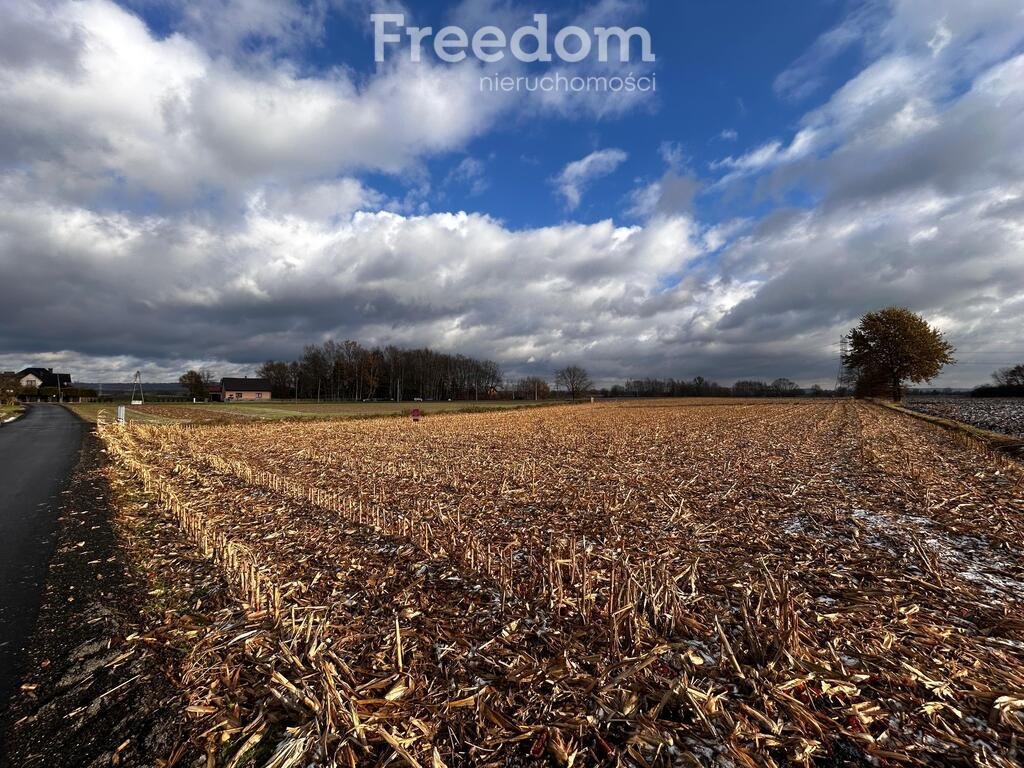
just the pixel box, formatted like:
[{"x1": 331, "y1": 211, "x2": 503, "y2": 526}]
[{"x1": 0, "y1": 405, "x2": 83, "y2": 715}]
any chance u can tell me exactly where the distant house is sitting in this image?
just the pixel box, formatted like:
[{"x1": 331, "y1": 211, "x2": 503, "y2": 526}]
[
  {"x1": 18, "y1": 367, "x2": 72, "y2": 390},
  {"x1": 221, "y1": 377, "x2": 272, "y2": 402}
]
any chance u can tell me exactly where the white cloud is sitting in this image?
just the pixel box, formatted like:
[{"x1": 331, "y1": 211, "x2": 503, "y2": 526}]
[
  {"x1": 0, "y1": 176, "x2": 711, "y2": 381},
  {"x1": 554, "y1": 148, "x2": 628, "y2": 210},
  {"x1": 0, "y1": 0, "x2": 510, "y2": 208},
  {"x1": 773, "y1": 4, "x2": 879, "y2": 101},
  {"x1": 0, "y1": 0, "x2": 663, "y2": 214},
  {"x1": 692, "y1": 0, "x2": 1024, "y2": 385},
  {"x1": 713, "y1": 181, "x2": 1024, "y2": 384},
  {"x1": 659, "y1": 141, "x2": 687, "y2": 169},
  {"x1": 171, "y1": 0, "x2": 332, "y2": 57},
  {"x1": 710, "y1": 126, "x2": 820, "y2": 182},
  {"x1": 445, "y1": 157, "x2": 489, "y2": 196},
  {"x1": 248, "y1": 179, "x2": 388, "y2": 222}
]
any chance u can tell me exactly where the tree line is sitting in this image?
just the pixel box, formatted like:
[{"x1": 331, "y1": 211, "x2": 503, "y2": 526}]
[
  {"x1": 256, "y1": 341, "x2": 503, "y2": 401},
  {"x1": 604, "y1": 377, "x2": 820, "y2": 398},
  {"x1": 174, "y1": 308, "x2": 1015, "y2": 404},
  {"x1": 974, "y1": 363, "x2": 1024, "y2": 397}
]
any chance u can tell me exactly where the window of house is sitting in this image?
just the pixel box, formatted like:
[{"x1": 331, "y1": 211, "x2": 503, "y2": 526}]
[{"x1": 256, "y1": 392, "x2": 262, "y2": 399}]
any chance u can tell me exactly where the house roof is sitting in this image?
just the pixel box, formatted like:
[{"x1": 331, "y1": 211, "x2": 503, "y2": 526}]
[
  {"x1": 18, "y1": 367, "x2": 72, "y2": 387},
  {"x1": 19, "y1": 367, "x2": 51, "y2": 379},
  {"x1": 221, "y1": 377, "x2": 271, "y2": 392}
]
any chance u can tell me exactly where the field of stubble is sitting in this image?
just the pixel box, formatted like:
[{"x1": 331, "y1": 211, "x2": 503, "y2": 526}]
[{"x1": 101, "y1": 400, "x2": 1024, "y2": 767}]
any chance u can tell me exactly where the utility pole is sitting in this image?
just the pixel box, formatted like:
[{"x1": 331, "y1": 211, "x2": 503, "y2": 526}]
[
  {"x1": 130, "y1": 371, "x2": 144, "y2": 405},
  {"x1": 835, "y1": 334, "x2": 850, "y2": 395}
]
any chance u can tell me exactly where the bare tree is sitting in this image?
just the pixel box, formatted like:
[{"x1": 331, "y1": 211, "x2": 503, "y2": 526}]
[
  {"x1": 993, "y1": 364, "x2": 1024, "y2": 387},
  {"x1": 771, "y1": 378, "x2": 800, "y2": 396},
  {"x1": 257, "y1": 361, "x2": 292, "y2": 398},
  {"x1": 515, "y1": 376, "x2": 550, "y2": 400},
  {"x1": 362, "y1": 348, "x2": 385, "y2": 399},
  {"x1": 554, "y1": 365, "x2": 592, "y2": 401}
]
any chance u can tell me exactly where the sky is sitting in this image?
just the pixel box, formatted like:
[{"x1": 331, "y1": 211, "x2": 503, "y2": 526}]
[{"x1": 0, "y1": 0, "x2": 1022, "y2": 387}]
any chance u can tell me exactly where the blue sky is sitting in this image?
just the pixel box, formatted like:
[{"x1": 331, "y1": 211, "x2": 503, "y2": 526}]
[
  {"x1": 0, "y1": 0, "x2": 1022, "y2": 386},
  {"x1": 125, "y1": 0, "x2": 856, "y2": 229}
]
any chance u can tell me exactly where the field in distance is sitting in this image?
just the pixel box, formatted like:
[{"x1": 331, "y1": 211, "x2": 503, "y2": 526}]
[
  {"x1": 95, "y1": 399, "x2": 1024, "y2": 766},
  {"x1": 905, "y1": 395, "x2": 1024, "y2": 439},
  {"x1": 65, "y1": 398, "x2": 553, "y2": 424}
]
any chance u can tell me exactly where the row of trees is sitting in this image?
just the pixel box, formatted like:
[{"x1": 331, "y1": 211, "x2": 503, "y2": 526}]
[
  {"x1": 256, "y1": 341, "x2": 504, "y2": 401},
  {"x1": 975, "y1": 363, "x2": 1024, "y2": 397},
  {"x1": 178, "y1": 308, "x2": 1012, "y2": 405},
  {"x1": 992, "y1": 364, "x2": 1024, "y2": 388},
  {"x1": 576, "y1": 307, "x2": 962, "y2": 404},
  {"x1": 604, "y1": 377, "x2": 823, "y2": 398}
]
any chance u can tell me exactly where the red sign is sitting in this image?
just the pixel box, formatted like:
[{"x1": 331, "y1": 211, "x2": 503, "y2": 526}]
[{"x1": 411, "y1": 408, "x2": 422, "y2": 422}]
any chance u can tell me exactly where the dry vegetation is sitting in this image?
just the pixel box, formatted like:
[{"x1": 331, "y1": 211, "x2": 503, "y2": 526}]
[
  {"x1": 67, "y1": 399, "x2": 547, "y2": 425},
  {"x1": 0, "y1": 402, "x2": 24, "y2": 420},
  {"x1": 99, "y1": 400, "x2": 1024, "y2": 767}
]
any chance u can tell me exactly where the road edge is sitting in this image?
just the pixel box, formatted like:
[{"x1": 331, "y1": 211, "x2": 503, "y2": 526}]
[
  {"x1": 869, "y1": 398, "x2": 1024, "y2": 458},
  {"x1": 0, "y1": 405, "x2": 26, "y2": 425}
]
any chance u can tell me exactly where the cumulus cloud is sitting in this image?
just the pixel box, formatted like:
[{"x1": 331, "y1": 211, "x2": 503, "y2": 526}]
[
  {"x1": 0, "y1": 176, "x2": 709, "y2": 381},
  {"x1": 554, "y1": 149, "x2": 628, "y2": 210},
  {"x1": 0, "y1": 0, "x2": 509, "y2": 209},
  {"x1": 248, "y1": 178, "x2": 388, "y2": 222},
  {"x1": 0, "y1": 0, "x2": 663, "y2": 214}
]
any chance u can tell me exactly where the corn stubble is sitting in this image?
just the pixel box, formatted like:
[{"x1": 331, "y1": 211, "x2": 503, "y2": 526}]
[{"x1": 100, "y1": 400, "x2": 1024, "y2": 767}]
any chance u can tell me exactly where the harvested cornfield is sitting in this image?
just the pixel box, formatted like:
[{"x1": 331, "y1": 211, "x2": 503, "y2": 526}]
[{"x1": 100, "y1": 400, "x2": 1024, "y2": 767}]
